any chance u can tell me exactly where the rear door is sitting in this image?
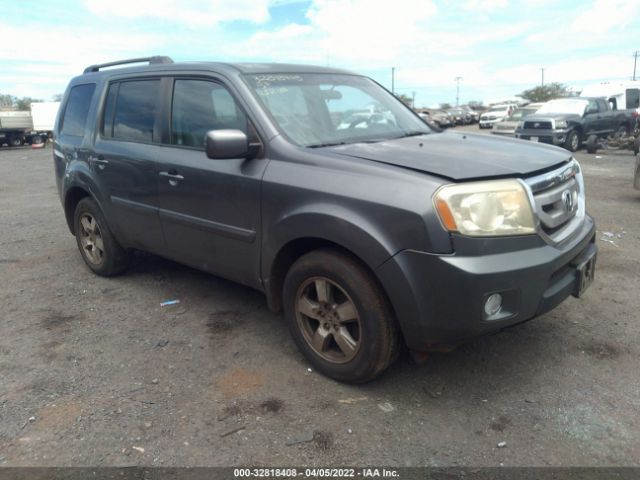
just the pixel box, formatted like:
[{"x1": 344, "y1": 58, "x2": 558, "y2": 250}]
[
  {"x1": 154, "y1": 77, "x2": 267, "y2": 288},
  {"x1": 92, "y1": 78, "x2": 165, "y2": 253}
]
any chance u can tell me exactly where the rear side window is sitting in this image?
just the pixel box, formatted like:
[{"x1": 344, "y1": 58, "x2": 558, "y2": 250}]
[
  {"x1": 171, "y1": 79, "x2": 247, "y2": 148},
  {"x1": 61, "y1": 84, "x2": 96, "y2": 137},
  {"x1": 103, "y1": 79, "x2": 160, "y2": 143}
]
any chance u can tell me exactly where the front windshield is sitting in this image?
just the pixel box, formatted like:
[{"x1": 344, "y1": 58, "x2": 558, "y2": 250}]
[
  {"x1": 508, "y1": 108, "x2": 537, "y2": 120},
  {"x1": 537, "y1": 99, "x2": 587, "y2": 116},
  {"x1": 244, "y1": 73, "x2": 430, "y2": 147}
]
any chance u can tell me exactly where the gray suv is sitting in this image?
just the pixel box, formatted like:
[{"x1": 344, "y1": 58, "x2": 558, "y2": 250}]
[{"x1": 54, "y1": 57, "x2": 597, "y2": 383}]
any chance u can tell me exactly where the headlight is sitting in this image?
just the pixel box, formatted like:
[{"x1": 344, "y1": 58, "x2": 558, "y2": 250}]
[
  {"x1": 555, "y1": 120, "x2": 568, "y2": 129},
  {"x1": 434, "y1": 180, "x2": 536, "y2": 236}
]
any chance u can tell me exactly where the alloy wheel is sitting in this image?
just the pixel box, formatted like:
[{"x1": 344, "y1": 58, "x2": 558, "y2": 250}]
[
  {"x1": 295, "y1": 277, "x2": 362, "y2": 364},
  {"x1": 78, "y1": 213, "x2": 104, "y2": 265}
]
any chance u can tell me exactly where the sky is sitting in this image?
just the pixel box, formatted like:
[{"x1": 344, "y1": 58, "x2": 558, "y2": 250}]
[{"x1": 1, "y1": 0, "x2": 639, "y2": 108}]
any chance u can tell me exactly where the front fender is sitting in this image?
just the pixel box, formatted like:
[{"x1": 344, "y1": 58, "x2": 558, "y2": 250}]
[{"x1": 262, "y1": 203, "x2": 397, "y2": 278}]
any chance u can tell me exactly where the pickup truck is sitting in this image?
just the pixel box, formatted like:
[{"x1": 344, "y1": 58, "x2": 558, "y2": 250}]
[{"x1": 515, "y1": 97, "x2": 634, "y2": 152}]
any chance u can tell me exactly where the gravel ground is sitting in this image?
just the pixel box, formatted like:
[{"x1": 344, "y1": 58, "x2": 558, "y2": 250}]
[{"x1": 0, "y1": 131, "x2": 639, "y2": 467}]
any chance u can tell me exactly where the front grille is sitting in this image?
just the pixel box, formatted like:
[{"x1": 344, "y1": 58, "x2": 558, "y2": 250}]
[
  {"x1": 523, "y1": 121, "x2": 552, "y2": 130},
  {"x1": 525, "y1": 160, "x2": 585, "y2": 244}
]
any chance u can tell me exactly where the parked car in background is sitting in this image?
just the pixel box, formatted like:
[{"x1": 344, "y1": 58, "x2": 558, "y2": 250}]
[
  {"x1": 479, "y1": 104, "x2": 517, "y2": 128},
  {"x1": 515, "y1": 97, "x2": 635, "y2": 152},
  {"x1": 491, "y1": 103, "x2": 544, "y2": 137},
  {"x1": 447, "y1": 108, "x2": 471, "y2": 125},
  {"x1": 418, "y1": 109, "x2": 452, "y2": 128},
  {"x1": 459, "y1": 105, "x2": 479, "y2": 123}
]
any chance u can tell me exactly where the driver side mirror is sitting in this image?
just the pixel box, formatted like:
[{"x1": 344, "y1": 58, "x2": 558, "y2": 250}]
[{"x1": 205, "y1": 130, "x2": 250, "y2": 159}]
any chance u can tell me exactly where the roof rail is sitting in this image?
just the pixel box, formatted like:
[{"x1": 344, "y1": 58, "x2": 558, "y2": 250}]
[{"x1": 83, "y1": 56, "x2": 174, "y2": 74}]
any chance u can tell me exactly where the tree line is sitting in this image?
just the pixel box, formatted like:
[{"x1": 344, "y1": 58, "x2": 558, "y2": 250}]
[{"x1": 0, "y1": 93, "x2": 62, "y2": 110}]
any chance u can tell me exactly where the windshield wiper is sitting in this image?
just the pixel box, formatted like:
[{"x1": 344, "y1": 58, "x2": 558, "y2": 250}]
[
  {"x1": 307, "y1": 141, "x2": 348, "y2": 148},
  {"x1": 393, "y1": 131, "x2": 429, "y2": 139}
]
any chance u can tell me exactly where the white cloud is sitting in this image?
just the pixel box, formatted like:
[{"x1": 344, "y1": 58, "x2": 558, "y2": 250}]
[
  {"x1": 464, "y1": 0, "x2": 509, "y2": 11},
  {"x1": 84, "y1": 0, "x2": 273, "y2": 26},
  {"x1": 571, "y1": 0, "x2": 640, "y2": 32}
]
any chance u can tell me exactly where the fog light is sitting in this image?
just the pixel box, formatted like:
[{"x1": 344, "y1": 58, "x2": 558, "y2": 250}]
[{"x1": 484, "y1": 293, "x2": 503, "y2": 316}]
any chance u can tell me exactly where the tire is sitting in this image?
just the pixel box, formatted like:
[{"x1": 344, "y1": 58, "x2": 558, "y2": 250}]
[
  {"x1": 586, "y1": 134, "x2": 598, "y2": 154},
  {"x1": 282, "y1": 249, "x2": 400, "y2": 383},
  {"x1": 564, "y1": 130, "x2": 580, "y2": 152},
  {"x1": 30, "y1": 135, "x2": 43, "y2": 145},
  {"x1": 634, "y1": 137, "x2": 640, "y2": 156},
  {"x1": 9, "y1": 137, "x2": 22, "y2": 147},
  {"x1": 73, "y1": 197, "x2": 130, "y2": 276}
]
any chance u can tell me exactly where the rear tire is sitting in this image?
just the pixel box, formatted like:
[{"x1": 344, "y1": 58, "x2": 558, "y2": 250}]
[
  {"x1": 564, "y1": 130, "x2": 580, "y2": 152},
  {"x1": 586, "y1": 134, "x2": 598, "y2": 154},
  {"x1": 283, "y1": 249, "x2": 399, "y2": 383},
  {"x1": 9, "y1": 137, "x2": 22, "y2": 147},
  {"x1": 73, "y1": 197, "x2": 130, "y2": 276}
]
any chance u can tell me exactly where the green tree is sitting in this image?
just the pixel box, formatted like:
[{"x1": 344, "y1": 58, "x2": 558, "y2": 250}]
[
  {"x1": 15, "y1": 96, "x2": 43, "y2": 110},
  {"x1": 439, "y1": 102, "x2": 452, "y2": 110},
  {"x1": 52, "y1": 93, "x2": 63, "y2": 102},
  {"x1": 467, "y1": 100, "x2": 483, "y2": 108},
  {"x1": 0, "y1": 94, "x2": 17, "y2": 108},
  {"x1": 518, "y1": 83, "x2": 570, "y2": 102},
  {"x1": 395, "y1": 93, "x2": 413, "y2": 107}
]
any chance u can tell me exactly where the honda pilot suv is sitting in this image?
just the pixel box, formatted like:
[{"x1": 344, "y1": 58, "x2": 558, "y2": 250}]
[{"x1": 54, "y1": 57, "x2": 597, "y2": 383}]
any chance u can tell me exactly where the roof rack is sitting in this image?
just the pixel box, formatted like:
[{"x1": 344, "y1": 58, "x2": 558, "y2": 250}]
[{"x1": 83, "y1": 56, "x2": 174, "y2": 74}]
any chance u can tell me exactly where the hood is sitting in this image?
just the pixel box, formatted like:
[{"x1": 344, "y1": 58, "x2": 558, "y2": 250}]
[
  {"x1": 524, "y1": 113, "x2": 582, "y2": 122},
  {"x1": 326, "y1": 131, "x2": 571, "y2": 181}
]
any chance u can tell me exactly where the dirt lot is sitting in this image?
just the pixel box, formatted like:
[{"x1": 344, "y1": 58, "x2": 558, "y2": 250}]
[{"x1": 1, "y1": 131, "x2": 639, "y2": 467}]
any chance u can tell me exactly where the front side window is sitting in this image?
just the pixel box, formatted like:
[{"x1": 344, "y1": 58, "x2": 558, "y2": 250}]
[
  {"x1": 105, "y1": 80, "x2": 160, "y2": 143},
  {"x1": 244, "y1": 73, "x2": 429, "y2": 147},
  {"x1": 61, "y1": 83, "x2": 96, "y2": 137},
  {"x1": 171, "y1": 79, "x2": 247, "y2": 148}
]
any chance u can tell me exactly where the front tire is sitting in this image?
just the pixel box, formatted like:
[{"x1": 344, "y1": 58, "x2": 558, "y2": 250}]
[
  {"x1": 73, "y1": 197, "x2": 130, "y2": 276},
  {"x1": 564, "y1": 130, "x2": 580, "y2": 152},
  {"x1": 283, "y1": 249, "x2": 399, "y2": 383}
]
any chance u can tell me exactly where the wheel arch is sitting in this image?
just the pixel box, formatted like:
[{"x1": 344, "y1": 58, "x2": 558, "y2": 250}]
[
  {"x1": 64, "y1": 186, "x2": 92, "y2": 234},
  {"x1": 262, "y1": 206, "x2": 400, "y2": 313}
]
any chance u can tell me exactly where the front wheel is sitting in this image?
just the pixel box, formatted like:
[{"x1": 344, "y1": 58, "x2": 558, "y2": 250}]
[
  {"x1": 283, "y1": 249, "x2": 400, "y2": 383},
  {"x1": 564, "y1": 130, "x2": 580, "y2": 152}
]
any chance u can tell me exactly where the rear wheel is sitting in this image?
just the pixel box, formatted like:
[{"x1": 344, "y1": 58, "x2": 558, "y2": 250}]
[
  {"x1": 564, "y1": 130, "x2": 580, "y2": 152},
  {"x1": 9, "y1": 137, "x2": 22, "y2": 147},
  {"x1": 586, "y1": 134, "x2": 598, "y2": 154},
  {"x1": 73, "y1": 197, "x2": 130, "y2": 276},
  {"x1": 283, "y1": 249, "x2": 399, "y2": 383}
]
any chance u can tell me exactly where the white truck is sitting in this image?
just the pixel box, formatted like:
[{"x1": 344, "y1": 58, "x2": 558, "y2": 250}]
[{"x1": 0, "y1": 101, "x2": 60, "y2": 147}]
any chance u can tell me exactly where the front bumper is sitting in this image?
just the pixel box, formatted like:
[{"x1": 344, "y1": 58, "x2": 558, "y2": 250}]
[
  {"x1": 376, "y1": 215, "x2": 596, "y2": 351},
  {"x1": 516, "y1": 129, "x2": 568, "y2": 146}
]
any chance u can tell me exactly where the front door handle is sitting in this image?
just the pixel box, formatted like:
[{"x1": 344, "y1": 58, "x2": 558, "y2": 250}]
[
  {"x1": 88, "y1": 155, "x2": 109, "y2": 169},
  {"x1": 159, "y1": 171, "x2": 184, "y2": 186}
]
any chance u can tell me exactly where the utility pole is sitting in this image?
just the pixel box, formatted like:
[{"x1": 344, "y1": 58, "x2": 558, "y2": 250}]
[
  {"x1": 540, "y1": 67, "x2": 545, "y2": 86},
  {"x1": 454, "y1": 76, "x2": 462, "y2": 106},
  {"x1": 633, "y1": 51, "x2": 639, "y2": 81},
  {"x1": 391, "y1": 67, "x2": 395, "y2": 94}
]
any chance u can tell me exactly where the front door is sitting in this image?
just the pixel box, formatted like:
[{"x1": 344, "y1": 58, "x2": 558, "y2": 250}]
[{"x1": 155, "y1": 78, "x2": 267, "y2": 289}]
